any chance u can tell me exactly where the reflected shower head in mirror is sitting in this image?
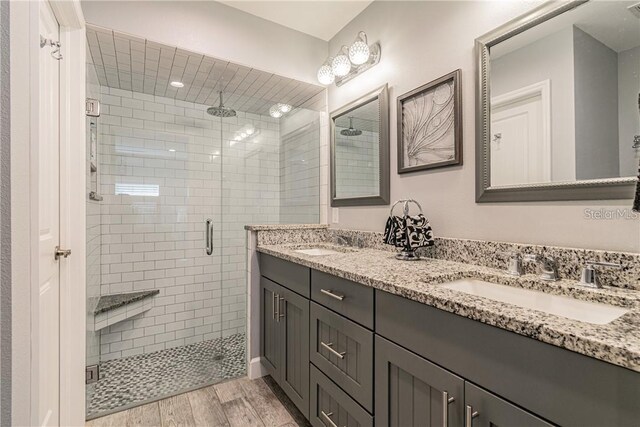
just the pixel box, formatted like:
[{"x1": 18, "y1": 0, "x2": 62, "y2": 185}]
[
  {"x1": 340, "y1": 117, "x2": 362, "y2": 136},
  {"x1": 207, "y1": 91, "x2": 236, "y2": 118}
]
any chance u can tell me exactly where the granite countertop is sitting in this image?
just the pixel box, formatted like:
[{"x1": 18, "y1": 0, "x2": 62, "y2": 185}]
[
  {"x1": 245, "y1": 224, "x2": 329, "y2": 231},
  {"x1": 257, "y1": 243, "x2": 640, "y2": 372},
  {"x1": 93, "y1": 290, "x2": 160, "y2": 315}
]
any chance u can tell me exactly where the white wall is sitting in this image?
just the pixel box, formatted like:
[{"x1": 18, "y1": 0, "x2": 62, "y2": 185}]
[
  {"x1": 618, "y1": 45, "x2": 640, "y2": 177},
  {"x1": 328, "y1": 1, "x2": 640, "y2": 253},
  {"x1": 491, "y1": 27, "x2": 575, "y2": 181},
  {"x1": 80, "y1": 1, "x2": 328, "y2": 85},
  {"x1": 573, "y1": 27, "x2": 619, "y2": 180}
]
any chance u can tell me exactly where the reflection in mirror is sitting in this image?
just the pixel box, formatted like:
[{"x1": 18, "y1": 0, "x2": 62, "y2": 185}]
[
  {"x1": 334, "y1": 100, "x2": 380, "y2": 199},
  {"x1": 489, "y1": 0, "x2": 640, "y2": 187},
  {"x1": 331, "y1": 84, "x2": 389, "y2": 206}
]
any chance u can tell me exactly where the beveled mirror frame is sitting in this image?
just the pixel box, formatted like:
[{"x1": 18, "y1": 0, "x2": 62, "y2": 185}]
[
  {"x1": 475, "y1": 0, "x2": 637, "y2": 202},
  {"x1": 331, "y1": 84, "x2": 390, "y2": 207}
]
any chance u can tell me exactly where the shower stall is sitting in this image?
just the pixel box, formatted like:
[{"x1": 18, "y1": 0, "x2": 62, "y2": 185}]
[{"x1": 85, "y1": 25, "x2": 324, "y2": 419}]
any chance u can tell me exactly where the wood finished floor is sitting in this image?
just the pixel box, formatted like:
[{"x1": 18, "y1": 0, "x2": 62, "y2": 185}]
[{"x1": 86, "y1": 376, "x2": 310, "y2": 427}]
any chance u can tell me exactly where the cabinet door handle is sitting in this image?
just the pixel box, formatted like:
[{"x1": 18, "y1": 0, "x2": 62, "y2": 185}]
[
  {"x1": 320, "y1": 289, "x2": 345, "y2": 301},
  {"x1": 278, "y1": 297, "x2": 285, "y2": 321},
  {"x1": 321, "y1": 411, "x2": 340, "y2": 427},
  {"x1": 442, "y1": 391, "x2": 455, "y2": 427},
  {"x1": 272, "y1": 293, "x2": 278, "y2": 320},
  {"x1": 465, "y1": 405, "x2": 479, "y2": 427},
  {"x1": 320, "y1": 341, "x2": 346, "y2": 359}
]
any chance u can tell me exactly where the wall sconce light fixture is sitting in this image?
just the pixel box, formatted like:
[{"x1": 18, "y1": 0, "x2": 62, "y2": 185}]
[{"x1": 317, "y1": 31, "x2": 381, "y2": 87}]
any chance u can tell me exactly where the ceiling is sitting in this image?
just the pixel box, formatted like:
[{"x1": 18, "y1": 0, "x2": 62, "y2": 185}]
[
  {"x1": 218, "y1": 0, "x2": 373, "y2": 41},
  {"x1": 493, "y1": 1, "x2": 640, "y2": 58},
  {"x1": 86, "y1": 24, "x2": 325, "y2": 116}
]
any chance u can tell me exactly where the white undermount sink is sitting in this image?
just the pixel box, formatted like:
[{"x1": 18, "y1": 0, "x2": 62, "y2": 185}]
[
  {"x1": 295, "y1": 248, "x2": 342, "y2": 256},
  {"x1": 441, "y1": 279, "x2": 629, "y2": 325}
]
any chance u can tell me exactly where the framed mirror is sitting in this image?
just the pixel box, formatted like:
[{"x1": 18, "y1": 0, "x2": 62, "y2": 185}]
[
  {"x1": 476, "y1": 0, "x2": 638, "y2": 202},
  {"x1": 331, "y1": 84, "x2": 390, "y2": 206}
]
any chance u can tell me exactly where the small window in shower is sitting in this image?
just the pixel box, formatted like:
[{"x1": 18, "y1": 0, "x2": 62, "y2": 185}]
[{"x1": 114, "y1": 183, "x2": 160, "y2": 197}]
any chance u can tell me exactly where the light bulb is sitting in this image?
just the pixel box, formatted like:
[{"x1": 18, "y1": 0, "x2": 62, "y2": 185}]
[
  {"x1": 246, "y1": 127, "x2": 255, "y2": 135},
  {"x1": 170, "y1": 81, "x2": 184, "y2": 88},
  {"x1": 278, "y1": 103, "x2": 292, "y2": 113},
  {"x1": 331, "y1": 54, "x2": 351, "y2": 77},
  {"x1": 269, "y1": 105, "x2": 283, "y2": 118},
  {"x1": 240, "y1": 132, "x2": 247, "y2": 138},
  {"x1": 349, "y1": 40, "x2": 370, "y2": 65},
  {"x1": 317, "y1": 64, "x2": 335, "y2": 85}
]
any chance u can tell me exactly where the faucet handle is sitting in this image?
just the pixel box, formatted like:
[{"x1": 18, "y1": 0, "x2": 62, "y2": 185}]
[
  {"x1": 523, "y1": 254, "x2": 559, "y2": 281},
  {"x1": 580, "y1": 260, "x2": 622, "y2": 289}
]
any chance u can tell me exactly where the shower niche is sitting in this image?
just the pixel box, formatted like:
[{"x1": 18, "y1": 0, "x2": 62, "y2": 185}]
[{"x1": 84, "y1": 24, "x2": 325, "y2": 419}]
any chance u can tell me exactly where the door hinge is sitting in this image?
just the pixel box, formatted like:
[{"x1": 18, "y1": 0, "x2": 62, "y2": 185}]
[
  {"x1": 86, "y1": 365, "x2": 99, "y2": 384},
  {"x1": 40, "y1": 36, "x2": 63, "y2": 60},
  {"x1": 86, "y1": 98, "x2": 101, "y2": 117}
]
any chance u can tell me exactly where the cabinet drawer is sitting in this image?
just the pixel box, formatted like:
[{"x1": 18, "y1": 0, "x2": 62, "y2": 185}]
[
  {"x1": 310, "y1": 364, "x2": 373, "y2": 427},
  {"x1": 311, "y1": 270, "x2": 374, "y2": 329},
  {"x1": 310, "y1": 302, "x2": 373, "y2": 412},
  {"x1": 260, "y1": 253, "x2": 310, "y2": 297}
]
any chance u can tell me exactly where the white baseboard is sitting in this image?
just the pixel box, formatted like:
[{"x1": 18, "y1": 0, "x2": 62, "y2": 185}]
[{"x1": 248, "y1": 357, "x2": 267, "y2": 380}]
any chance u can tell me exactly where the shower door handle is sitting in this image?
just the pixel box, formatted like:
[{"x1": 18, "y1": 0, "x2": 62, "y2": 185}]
[{"x1": 205, "y1": 219, "x2": 214, "y2": 255}]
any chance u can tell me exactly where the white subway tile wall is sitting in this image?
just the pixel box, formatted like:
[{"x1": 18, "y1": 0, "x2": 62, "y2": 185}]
[
  {"x1": 94, "y1": 87, "x2": 320, "y2": 361},
  {"x1": 335, "y1": 129, "x2": 380, "y2": 198},
  {"x1": 280, "y1": 119, "x2": 321, "y2": 224}
]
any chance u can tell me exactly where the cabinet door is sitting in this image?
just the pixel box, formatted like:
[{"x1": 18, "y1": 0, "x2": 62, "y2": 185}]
[
  {"x1": 279, "y1": 284, "x2": 310, "y2": 418},
  {"x1": 260, "y1": 277, "x2": 281, "y2": 379},
  {"x1": 465, "y1": 383, "x2": 554, "y2": 427},
  {"x1": 375, "y1": 335, "x2": 465, "y2": 427}
]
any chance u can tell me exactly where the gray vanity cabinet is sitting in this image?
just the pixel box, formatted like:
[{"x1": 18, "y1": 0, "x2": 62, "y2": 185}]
[
  {"x1": 464, "y1": 382, "x2": 553, "y2": 427},
  {"x1": 278, "y1": 283, "x2": 310, "y2": 418},
  {"x1": 260, "y1": 277, "x2": 281, "y2": 378},
  {"x1": 259, "y1": 271, "x2": 310, "y2": 418},
  {"x1": 375, "y1": 335, "x2": 465, "y2": 427}
]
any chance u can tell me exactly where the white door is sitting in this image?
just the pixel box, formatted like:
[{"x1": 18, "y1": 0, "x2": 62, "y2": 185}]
[
  {"x1": 490, "y1": 82, "x2": 551, "y2": 187},
  {"x1": 38, "y1": 1, "x2": 61, "y2": 426}
]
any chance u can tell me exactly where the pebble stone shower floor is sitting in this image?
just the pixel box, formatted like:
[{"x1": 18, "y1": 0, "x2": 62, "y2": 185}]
[{"x1": 86, "y1": 333, "x2": 246, "y2": 420}]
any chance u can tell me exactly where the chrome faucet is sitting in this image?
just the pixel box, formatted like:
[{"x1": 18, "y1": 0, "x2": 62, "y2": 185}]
[
  {"x1": 502, "y1": 251, "x2": 523, "y2": 276},
  {"x1": 523, "y1": 254, "x2": 559, "y2": 281},
  {"x1": 333, "y1": 235, "x2": 349, "y2": 246},
  {"x1": 579, "y1": 260, "x2": 622, "y2": 289}
]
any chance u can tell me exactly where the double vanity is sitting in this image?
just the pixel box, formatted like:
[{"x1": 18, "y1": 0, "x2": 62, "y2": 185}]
[{"x1": 247, "y1": 225, "x2": 640, "y2": 427}]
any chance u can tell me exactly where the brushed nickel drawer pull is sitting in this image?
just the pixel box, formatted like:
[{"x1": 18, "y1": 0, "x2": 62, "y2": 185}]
[
  {"x1": 320, "y1": 341, "x2": 346, "y2": 359},
  {"x1": 442, "y1": 391, "x2": 455, "y2": 427},
  {"x1": 272, "y1": 293, "x2": 277, "y2": 320},
  {"x1": 320, "y1": 289, "x2": 345, "y2": 301},
  {"x1": 278, "y1": 297, "x2": 285, "y2": 321},
  {"x1": 465, "y1": 405, "x2": 479, "y2": 427},
  {"x1": 321, "y1": 411, "x2": 340, "y2": 427}
]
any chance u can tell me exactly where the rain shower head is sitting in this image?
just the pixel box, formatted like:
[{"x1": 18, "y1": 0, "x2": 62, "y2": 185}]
[
  {"x1": 207, "y1": 91, "x2": 236, "y2": 118},
  {"x1": 340, "y1": 117, "x2": 362, "y2": 136}
]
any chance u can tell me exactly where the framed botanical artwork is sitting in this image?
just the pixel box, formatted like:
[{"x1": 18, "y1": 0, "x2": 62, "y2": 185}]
[{"x1": 397, "y1": 69, "x2": 462, "y2": 173}]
